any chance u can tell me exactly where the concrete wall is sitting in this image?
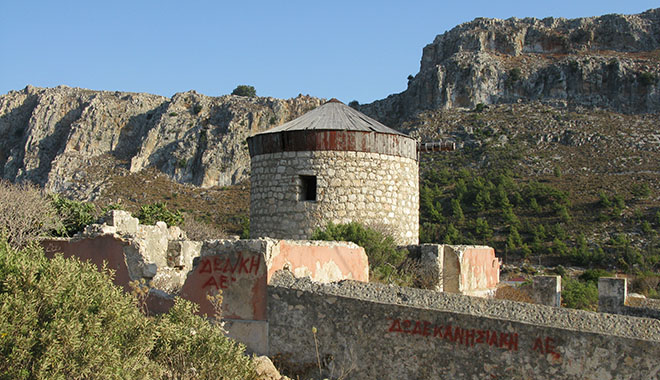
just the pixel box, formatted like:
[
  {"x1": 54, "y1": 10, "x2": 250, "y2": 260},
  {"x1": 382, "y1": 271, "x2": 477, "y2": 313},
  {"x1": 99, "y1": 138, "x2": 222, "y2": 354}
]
[
  {"x1": 599, "y1": 277, "x2": 660, "y2": 320},
  {"x1": 408, "y1": 244, "x2": 500, "y2": 295},
  {"x1": 268, "y1": 272, "x2": 660, "y2": 380},
  {"x1": 267, "y1": 240, "x2": 369, "y2": 283},
  {"x1": 250, "y1": 150, "x2": 419, "y2": 244},
  {"x1": 440, "y1": 245, "x2": 499, "y2": 296},
  {"x1": 530, "y1": 276, "x2": 562, "y2": 307}
]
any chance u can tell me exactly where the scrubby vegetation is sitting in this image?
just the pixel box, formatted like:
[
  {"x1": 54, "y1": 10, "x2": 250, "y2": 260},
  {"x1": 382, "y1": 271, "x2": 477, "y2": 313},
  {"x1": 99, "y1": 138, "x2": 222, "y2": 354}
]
[
  {"x1": 135, "y1": 201, "x2": 184, "y2": 227},
  {"x1": 312, "y1": 222, "x2": 414, "y2": 286},
  {"x1": 418, "y1": 166, "x2": 660, "y2": 273},
  {"x1": 0, "y1": 236, "x2": 256, "y2": 379},
  {"x1": 0, "y1": 180, "x2": 61, "y2": 248}
]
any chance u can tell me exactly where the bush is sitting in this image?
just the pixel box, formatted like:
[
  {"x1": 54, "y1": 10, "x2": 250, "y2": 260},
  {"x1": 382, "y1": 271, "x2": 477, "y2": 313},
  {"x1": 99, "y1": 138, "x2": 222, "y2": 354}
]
[
  {"x1": 50, "y1": 194, "x2": 97, "y2": 237},
  {"x1": 150, "y1": 298, "x2": 256, "y2": 380},
  {"x1": 631, "y1": 183, "x2": 651, "y2": 198},
  {"x1": 0, "y1": 180, "x2": 62, "y2": 248},
  {"x1": 562, "y1": 277, "x2": 598, "y2": 311},
  {"x1": 0, "y1": 237, "x2": 256, "y2": 380},
  {"x1": 311, "y1": 222, "x2": 411, "y2": 285},
  {"x1": 0, "y1": 237, "x2": 157, "y2": 379},
  {"x1": 578, "y1": 268, "x2": 612, "y2": 283},
  {"x1": 136, "y1": 202, "x2": 184, "y2": 226},
  {"x1": 231, "y1": 85, "x2": 256, "y2": 98},
  {"x1": 638, "y1": 71, "x2": 657, "y2": 86}
]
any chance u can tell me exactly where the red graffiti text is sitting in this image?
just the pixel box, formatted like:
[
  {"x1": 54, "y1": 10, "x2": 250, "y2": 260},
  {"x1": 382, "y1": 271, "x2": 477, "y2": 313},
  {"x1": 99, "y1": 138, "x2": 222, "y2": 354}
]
[
  {"x1": 387, "y1": 318, "x2": 519, "y2": 352},
  {"x1": 532, "y1": 337, "x2": 561, "y2": 360},
  {"x1": 198, "y1": 253, "x2": 261, "y2": 290}
]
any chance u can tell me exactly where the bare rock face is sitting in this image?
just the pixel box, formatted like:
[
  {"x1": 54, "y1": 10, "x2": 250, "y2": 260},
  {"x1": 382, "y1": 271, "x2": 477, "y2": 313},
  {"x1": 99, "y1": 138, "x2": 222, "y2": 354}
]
[
  {"x1": 0, "y1": 85, "x2": 321, "y2": 199},
  {"x1": 362, "y1": 8, "x2": 660, "y2": 125}
]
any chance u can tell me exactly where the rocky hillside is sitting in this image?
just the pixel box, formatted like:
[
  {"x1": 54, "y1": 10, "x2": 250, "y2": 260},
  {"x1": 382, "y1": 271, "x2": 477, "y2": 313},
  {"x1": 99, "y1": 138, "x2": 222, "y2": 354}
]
[
  {"x1": 362, "y1": 8, "x2": 660, "y2": 125},
  {"x1": 0, "y1": 85, "x2": 321, "y2": 199}
]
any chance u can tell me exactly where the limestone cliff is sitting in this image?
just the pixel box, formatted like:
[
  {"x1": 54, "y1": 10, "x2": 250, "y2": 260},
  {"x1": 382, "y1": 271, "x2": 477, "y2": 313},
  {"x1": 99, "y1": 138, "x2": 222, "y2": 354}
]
[
  {"x1": 362, "y1": 8, "x2": 660, "y2": 125},
  {"x1": 0, "y1": 85, "x2": 321, "y2": 199}
]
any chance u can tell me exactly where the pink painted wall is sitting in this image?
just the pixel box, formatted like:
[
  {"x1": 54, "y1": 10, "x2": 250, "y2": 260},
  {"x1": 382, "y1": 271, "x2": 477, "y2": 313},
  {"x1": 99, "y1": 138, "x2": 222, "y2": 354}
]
[
  {"x1": 180, "y1": 252, "x2": 267, "y2": 320},
  {"x1": 268, "y1": 241, "x2": 369, "y2": 283},
  {"x1": 41, "y1": 237, "x2": 367, "y2": 321},
  {"x1": 460, "y1": 247, "x2": 500, "y2": 294},
  {"x1": 42, "y1": 236, "x2": 132, "y2": 291}
]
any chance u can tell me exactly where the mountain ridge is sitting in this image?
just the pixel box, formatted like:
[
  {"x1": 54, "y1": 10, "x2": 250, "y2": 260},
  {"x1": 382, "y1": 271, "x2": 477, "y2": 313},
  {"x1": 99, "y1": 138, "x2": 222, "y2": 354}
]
[
  {"x1": 360, "y1": 8, "x2": 660, "y2": 126},
  {"x1": 0, "y1": 8, "x2": 658, "y2": 205},
  {"x1": 0, "y1": 85, "x2": 321, "y2": 199}
]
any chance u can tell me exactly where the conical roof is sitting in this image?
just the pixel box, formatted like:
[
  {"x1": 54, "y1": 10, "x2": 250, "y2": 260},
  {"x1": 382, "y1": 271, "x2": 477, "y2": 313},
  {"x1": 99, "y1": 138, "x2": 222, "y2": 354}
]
[{"x1": 258, "y1": 99, "x2": 407, "y2": 136}]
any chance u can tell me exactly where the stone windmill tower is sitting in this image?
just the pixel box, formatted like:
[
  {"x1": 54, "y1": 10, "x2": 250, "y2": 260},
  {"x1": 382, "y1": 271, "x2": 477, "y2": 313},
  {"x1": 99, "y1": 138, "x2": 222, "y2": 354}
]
[{"x1": 247, "y1": 99, "x2": 421, "y2": 244}]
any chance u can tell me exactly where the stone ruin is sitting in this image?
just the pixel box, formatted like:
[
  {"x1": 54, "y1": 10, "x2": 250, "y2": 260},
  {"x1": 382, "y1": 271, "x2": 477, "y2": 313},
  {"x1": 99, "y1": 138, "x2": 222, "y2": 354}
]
[
  {"x1": 39, "y1": 210, "x2": 660, "y2": 378},
  {"x1": 41, "y1": 210, "x2": 501, "y2": 351}
]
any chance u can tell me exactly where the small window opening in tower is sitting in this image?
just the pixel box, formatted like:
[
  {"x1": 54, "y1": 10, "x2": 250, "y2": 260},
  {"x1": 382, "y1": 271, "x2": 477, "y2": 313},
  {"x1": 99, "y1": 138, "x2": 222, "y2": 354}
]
[{"x1": 299, "y1": 175, "x2": 317, "y2": 201}]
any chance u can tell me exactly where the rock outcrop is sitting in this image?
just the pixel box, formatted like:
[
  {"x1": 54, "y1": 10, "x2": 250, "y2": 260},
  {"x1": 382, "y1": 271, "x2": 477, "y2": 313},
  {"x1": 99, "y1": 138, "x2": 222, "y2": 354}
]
[
  {"x1": 1, "y1": 9, "x2": 658, "y2": 198},
  {"x1": 0, "y1": 85, "x2": 321, "y2": 199},
  {"x1": 362, "y1": 8, "x2": 660, "y2": 125}
]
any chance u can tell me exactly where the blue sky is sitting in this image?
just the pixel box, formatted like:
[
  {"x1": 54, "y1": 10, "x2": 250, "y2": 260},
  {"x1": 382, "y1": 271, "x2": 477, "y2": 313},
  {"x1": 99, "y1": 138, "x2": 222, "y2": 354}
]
[{"x1": 1, "y1": 1, "x2": 657, "y2": 104}]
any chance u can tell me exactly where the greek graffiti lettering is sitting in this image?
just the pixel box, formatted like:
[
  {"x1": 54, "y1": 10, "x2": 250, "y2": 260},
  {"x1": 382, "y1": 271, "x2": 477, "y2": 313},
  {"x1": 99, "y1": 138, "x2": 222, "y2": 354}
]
[
  {"x1": 197, "y1": 253, "x2": 261, "y2": 290},
  {"x1": 532, "y1": 337, "x2": 561, "y2": 360},
  {"x1": 387, "y1": 318, "x2": 519, "y2": 352},
  {"x1": 386, "y1": 318, "x2": 563, "y2": 359}
]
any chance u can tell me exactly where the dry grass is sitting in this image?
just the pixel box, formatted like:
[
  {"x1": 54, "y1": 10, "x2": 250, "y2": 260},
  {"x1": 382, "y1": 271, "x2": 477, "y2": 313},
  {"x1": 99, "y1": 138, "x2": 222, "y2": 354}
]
[
  {"x1": 0, "y1": 179, "x2": 62, "y2": 248},
  {"x1": 494, "y1": 285, "x2": 535, "y2": 304}
]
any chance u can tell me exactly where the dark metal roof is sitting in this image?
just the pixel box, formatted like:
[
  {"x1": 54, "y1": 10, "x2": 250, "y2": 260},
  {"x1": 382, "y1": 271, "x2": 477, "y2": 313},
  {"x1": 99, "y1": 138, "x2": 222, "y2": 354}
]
[{"x1": 256, "y1": 99, "x2": 408, "y2": 136}]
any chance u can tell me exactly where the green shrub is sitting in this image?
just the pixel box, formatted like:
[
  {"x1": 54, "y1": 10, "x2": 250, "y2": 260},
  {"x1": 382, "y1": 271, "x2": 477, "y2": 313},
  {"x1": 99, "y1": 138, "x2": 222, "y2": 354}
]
[
  {"x1": 231, "y1": 85, "x2": 256, "y2": 97},
  {"x1": 0, "y1": 237, "x2": 157, "y2": 379},
  {"x1": 150, "y1": 298, "x2": 256, "y2": 380},
  {"x1": 474, "y1": 217, "x2": 493, "y2": 240},
  {"x1": 450, "y1": 198, "x2": 464, "y2": 223},
  {"x1": 638, "y1": 71, "x2": 657, "y2": 86},
  {"x1": 598, "y1": 191, "x2": 611, "y2": 208},
  {"x1": 578, "y1": 268, "x2": 613, "y2": 283},
  {"x1": 0, "y1": 180, "x2": 62, "y2": 248},
  {"x1": 50, "y1": 194, "x2": 98, "y2": 237},
  {"x1": 443, "y1": 223, "x2": 462, "y2": 245},
  {"x1": 136, "y1": 202, "x2": 184, "y2": 227},
  {"x1": 631, "y1": 183, "x2": 651, "y2": 198},
  {"x1": 562, "y1": 277, "x2": 598, "y2": 311},
  {"x1": 506, "y1": 226, "x2": 523, "y2": 250},
  {"x1": 312, "y1": 222, "x2": 411, "y2": 285},
  {"x1": 0, "y1": 236, "x2": 256, "y2": 380}
]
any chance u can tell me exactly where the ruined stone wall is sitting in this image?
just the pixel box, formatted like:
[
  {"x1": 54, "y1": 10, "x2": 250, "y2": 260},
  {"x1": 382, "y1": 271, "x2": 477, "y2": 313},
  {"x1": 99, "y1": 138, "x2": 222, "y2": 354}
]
[
  {"x1": 268, "y1": 272, "x2": 660, "y2": 380},
  {"x1": 599, "y1": 277, "x2": 660, "y2": 320},
  {"x1": 250, "y1": 150, "x2": 419, "y2": 244}
]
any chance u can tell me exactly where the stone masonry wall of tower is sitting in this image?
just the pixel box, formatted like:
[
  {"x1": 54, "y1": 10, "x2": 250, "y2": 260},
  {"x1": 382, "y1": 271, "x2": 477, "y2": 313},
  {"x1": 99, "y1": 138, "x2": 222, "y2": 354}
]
[{"x1": 250, "y1": 150, "x2": 419, "y2": 245}]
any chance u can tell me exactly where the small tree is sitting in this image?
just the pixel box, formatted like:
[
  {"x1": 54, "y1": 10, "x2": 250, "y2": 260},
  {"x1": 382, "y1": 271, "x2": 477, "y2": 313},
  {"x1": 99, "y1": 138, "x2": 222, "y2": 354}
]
[{"x1": 231, "y1": 85, "x2": 256, "y2": 97}]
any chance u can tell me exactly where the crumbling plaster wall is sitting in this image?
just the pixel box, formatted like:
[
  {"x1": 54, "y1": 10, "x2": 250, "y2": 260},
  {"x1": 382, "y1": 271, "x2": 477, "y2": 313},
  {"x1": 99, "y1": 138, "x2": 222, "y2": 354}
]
[
  {"x1": 410, "y1": 244, "x2": 500, "y2": 296},
  {"x1": 268, "y1": 271, "x2": 660, "y2": 380}
]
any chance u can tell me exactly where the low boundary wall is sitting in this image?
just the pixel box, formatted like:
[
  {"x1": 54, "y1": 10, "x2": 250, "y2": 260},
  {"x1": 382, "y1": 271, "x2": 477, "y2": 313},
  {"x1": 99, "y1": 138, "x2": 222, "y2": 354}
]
[{"x1": 269, "y1": 271, "x2": 660, "y2": 379}]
